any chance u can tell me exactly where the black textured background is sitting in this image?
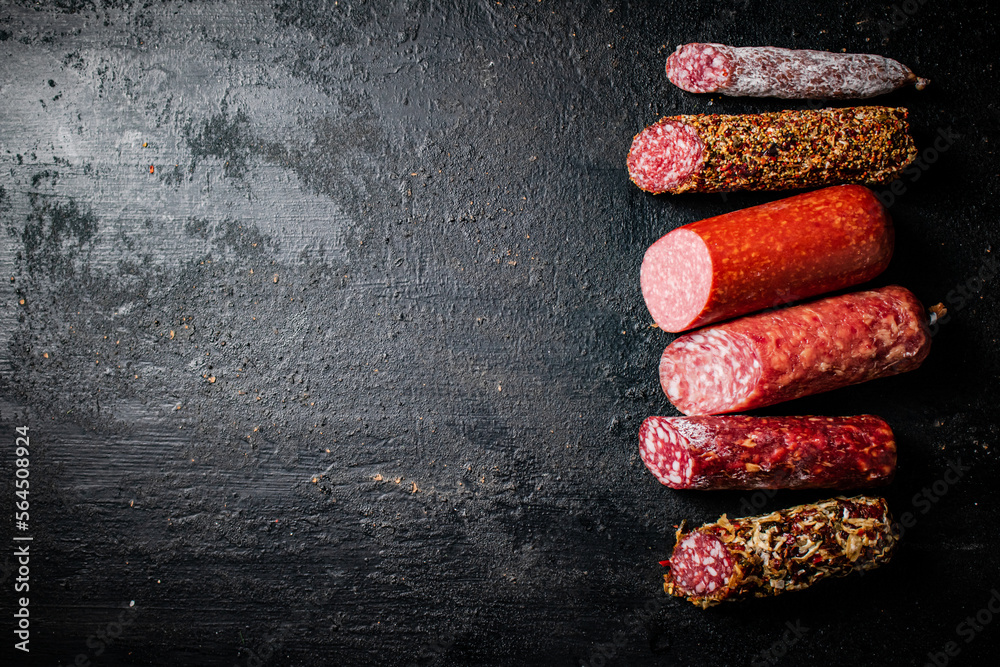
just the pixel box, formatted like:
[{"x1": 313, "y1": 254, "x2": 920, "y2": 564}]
[{"x1": 1, "y1": 1, "x2": 998, "y2": 665}]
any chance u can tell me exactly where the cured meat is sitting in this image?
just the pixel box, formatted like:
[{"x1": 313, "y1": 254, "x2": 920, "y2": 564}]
[
  {"x1": 639, "y1": 415, "x2": 896, "y2": 490},
  {"x1": 666, "y1": 43, "x2": 930, "y2": 99},
  {"x1": 641, "y1": 185, "x2": 893, "y2": 333},
  {"x1": 659, "y1": 285, "x2": 931, "y2": 415},
  {"x1": 627, "y1": 107, "x2": 917, "y2": 194},
  {"x1": 662, "y1": 496, "x2": 896, "y2": 608}
]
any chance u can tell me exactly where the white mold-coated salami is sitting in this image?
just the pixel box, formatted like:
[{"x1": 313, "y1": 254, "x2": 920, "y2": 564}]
[{"x1": 666, "y1": 43, "x2": 929, "y2": 99}]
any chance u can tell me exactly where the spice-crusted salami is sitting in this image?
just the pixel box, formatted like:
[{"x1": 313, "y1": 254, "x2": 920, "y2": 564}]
[
  {"x1": 639, "y1": 415, "x2": 896, "y2": 490},
  {"x1": 659, "y1": 285, "x2": 931, "y2": 415},
  {"x1": 641, "y1": 185, "x2": 893, "y2": 332},
  {"x1": 666, "y1": 43, "x2": 930, "y2": 99},
  {"x1": 627, "y1": 107, "x2": 917, "y2": 194},
  {"x1": 662, "y1": 496, "x2": 896, "y2": 607}
]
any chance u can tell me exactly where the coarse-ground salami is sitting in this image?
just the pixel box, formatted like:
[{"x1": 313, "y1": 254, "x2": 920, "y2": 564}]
[
  {"x1": 662, "y1": 496, "x2": 896, "y2": 608},
  {"x1": 659, "y1": 285, "x2": 931, "y2": 415},
  {"x1": 641, "y1": 185, "x2": 893, "y2": 332},
  {"x1": 666, "y1": 43, "x2": 930, "y2": 99},
  {"x1": 627, "y1": 107, "x2": 916, "y2": 194},
  {"x1": 638, "y1": 415, "x2": 896, "y2": 490}
]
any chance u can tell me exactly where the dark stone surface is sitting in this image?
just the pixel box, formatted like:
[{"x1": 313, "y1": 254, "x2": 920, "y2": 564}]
[{"x1": 0, "y1": 1, "x2": 997, "y2": 665}]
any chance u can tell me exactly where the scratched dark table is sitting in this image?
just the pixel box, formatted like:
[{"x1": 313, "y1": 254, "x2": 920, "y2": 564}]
[{"x1": 1, "y1": 0, "x2": 998, "y2": 665}]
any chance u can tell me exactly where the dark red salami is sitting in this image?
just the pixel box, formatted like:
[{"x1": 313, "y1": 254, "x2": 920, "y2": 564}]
[
  {"x1": 639, "y1": 415, "x2": 896, "y2": 490},
  {"x1": 627, "y1": 107, "x2": 916, "y2": 194},
  {"x1": 641, "y1": 185, "x2": 893, "y2": 332},
  {"x1": 666, "y1": 43, "x2": 930, "y2": 99},
  {"x1": 659, "y1": 285, "x2": 931, "y2": 415},
  {"x1": 662, "y1": 496, "x2": 896, "y2": 608}
]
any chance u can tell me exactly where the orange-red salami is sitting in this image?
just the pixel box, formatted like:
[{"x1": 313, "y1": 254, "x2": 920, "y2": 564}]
[
  {"x1": 639, "y1": 415, "x2": 896, "y2": 490},
  {"x1": 641, "y1": 185, "x2": 893, "y2": 333},
  {"x1": 627, "y1": 107, "x2": 916, "y2": 194},
  {"x1": 659, "y1": 285, "x2": 931, "y2": 415}
]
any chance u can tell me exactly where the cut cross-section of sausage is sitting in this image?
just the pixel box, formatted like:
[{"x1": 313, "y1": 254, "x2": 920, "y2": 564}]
[
  {"x1": 639, "y1": 415, "x2": 896, "y2": 490},
  {"x1": 666, "y1": 43, "x2": 930, "y2": 99},
  {"x1": 662, "y1": 496, "x2": 896, "y2": 607},
  {"x1": 641, "y1": 185, "x2": 893, "y2": 332},
  {"x1": 666, "y1": 43, "x2": 734, "y2": 94},
  {"x1": 666, "y1": 532, "x2": 734, "y2": 598},
  {"x1": 627, "y1": 107, "x2": 916, "y2": 194},
  {"x1": 658, "y1": 285, "x2": 932, "y2": 415},
  {"x1": 627, "y1": 120, "x2": 705, "y2": 193}
]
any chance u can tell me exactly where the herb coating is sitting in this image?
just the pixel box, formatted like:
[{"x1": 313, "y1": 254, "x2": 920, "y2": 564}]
[
  {"x1": 631, "y1": 107, "x2": 917, "y2": 194},
  {"x1": 663, "y1": 496, "x2": 896, "y2": 608}
]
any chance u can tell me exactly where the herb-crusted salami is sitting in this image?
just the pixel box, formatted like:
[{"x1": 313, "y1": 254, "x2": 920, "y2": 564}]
[
  {"x1": 641, "y1": 185, "x2": 893, "y2": 332},
  {"x1": 639, "y1": 415, "x2": 896, "y2": 490},
  {"x1": 666, "y1": 43, "x2": 930, "y2": 99},
  {"x1": 662, "y1": 496, "x2": 896, "y2": 608},
  {"x1": 627, "y1": 107, "x2": 917, "y2": 194},
  {"x1": 659, "y1": 285, "x2": 931, "y2": 415}
]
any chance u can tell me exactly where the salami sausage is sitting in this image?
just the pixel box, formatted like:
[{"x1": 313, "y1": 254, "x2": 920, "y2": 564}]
[
  {"x1": 659, "y1": 285, "x2": 931, "y2": 415},
  {"x1": 666, "y1": 43, "x2": 930, "y2": 99},
  {"x1": 641, "y1": 185, "x2": 893, "y2": 333},
  {"x1": 639, "y1": 415, "x2": 896, "y2": 490},
  {"x1": 627, "y1": 107, "x2": 916, "y2": 194},
  {"x1": 662, "y1": 496, "x2": 896, "y2": 608}
]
